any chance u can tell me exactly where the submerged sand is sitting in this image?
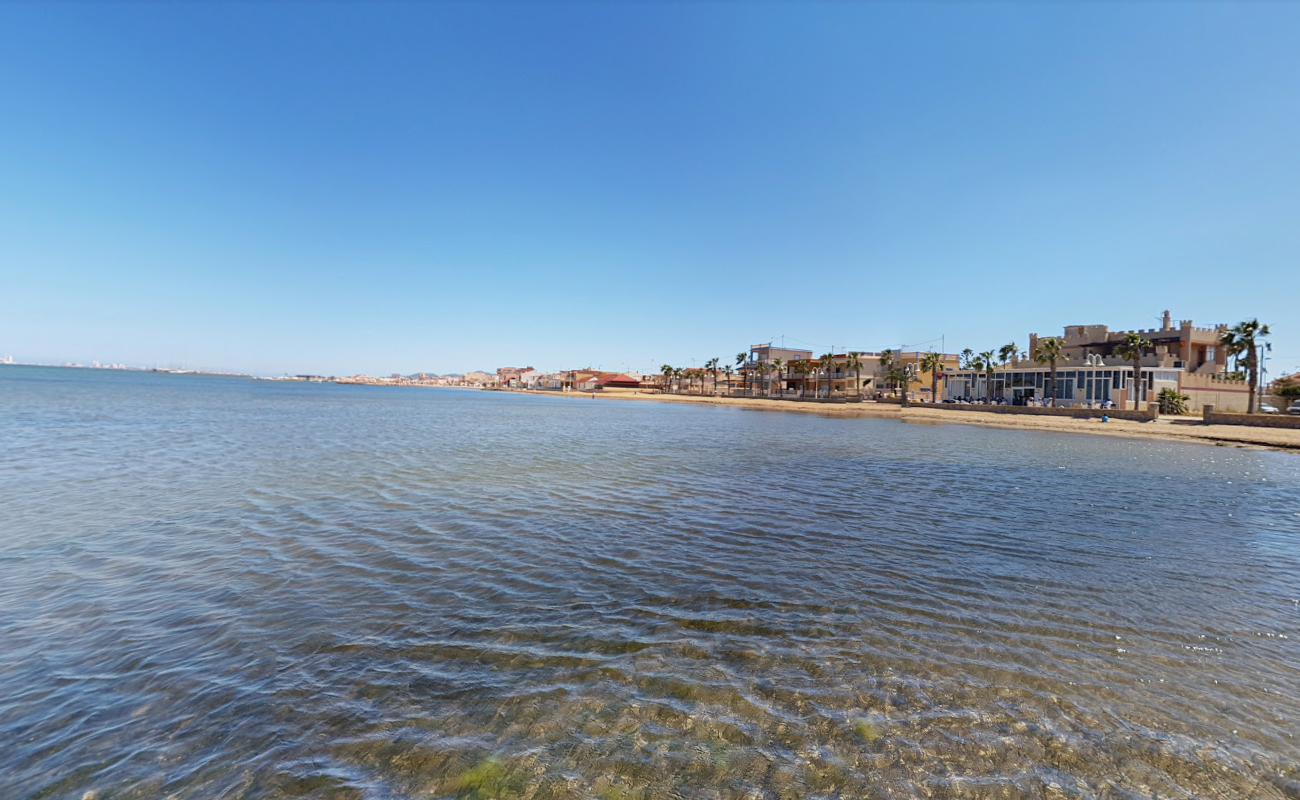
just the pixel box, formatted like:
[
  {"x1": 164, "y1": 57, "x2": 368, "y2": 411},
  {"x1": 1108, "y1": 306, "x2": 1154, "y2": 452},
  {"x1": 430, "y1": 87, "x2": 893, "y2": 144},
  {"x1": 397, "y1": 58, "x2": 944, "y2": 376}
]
[{"x1": 533, "y1": 389, "x2": 1300, "y2": 452}]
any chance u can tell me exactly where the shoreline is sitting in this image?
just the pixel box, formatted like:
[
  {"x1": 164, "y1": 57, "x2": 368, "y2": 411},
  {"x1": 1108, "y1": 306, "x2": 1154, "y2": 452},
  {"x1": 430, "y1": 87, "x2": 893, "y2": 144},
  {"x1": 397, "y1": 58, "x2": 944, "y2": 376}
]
[{"x1": 508, "y1": 388, "x2": 1300, "y2": 453}]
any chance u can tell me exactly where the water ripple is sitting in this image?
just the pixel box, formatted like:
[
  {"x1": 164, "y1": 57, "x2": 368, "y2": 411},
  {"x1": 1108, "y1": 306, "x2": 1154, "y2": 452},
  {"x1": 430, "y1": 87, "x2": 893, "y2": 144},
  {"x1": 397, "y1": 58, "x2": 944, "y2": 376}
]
[{"x1": 1, "y1": 367, "x2": 1298, "y2": 799}]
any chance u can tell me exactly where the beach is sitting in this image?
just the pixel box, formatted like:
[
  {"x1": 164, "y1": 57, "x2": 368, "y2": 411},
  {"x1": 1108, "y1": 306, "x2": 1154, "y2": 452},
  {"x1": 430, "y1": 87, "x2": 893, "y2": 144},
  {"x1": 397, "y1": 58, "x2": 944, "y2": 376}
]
[{"x1": 542, "y1": 388, "x2": 1300, "y2": 451}]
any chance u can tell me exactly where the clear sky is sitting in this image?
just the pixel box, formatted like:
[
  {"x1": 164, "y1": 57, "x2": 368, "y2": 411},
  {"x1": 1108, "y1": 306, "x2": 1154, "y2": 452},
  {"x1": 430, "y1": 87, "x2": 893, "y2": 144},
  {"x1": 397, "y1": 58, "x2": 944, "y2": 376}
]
[{"x1": 2, "y1": 3, "x2": 1297, "y2": 378}]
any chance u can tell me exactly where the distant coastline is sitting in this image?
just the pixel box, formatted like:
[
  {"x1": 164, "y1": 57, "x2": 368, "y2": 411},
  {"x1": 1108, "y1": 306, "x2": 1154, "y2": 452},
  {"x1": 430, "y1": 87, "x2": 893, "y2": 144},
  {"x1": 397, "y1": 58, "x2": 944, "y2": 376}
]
[{"x1": 7, "y1": 362, "x2": 1297, "y2": 452}]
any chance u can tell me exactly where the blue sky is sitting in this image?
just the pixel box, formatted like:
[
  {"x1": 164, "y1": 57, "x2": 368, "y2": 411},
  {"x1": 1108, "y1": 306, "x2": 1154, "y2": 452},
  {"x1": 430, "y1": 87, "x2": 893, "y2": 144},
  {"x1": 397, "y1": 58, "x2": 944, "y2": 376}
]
[{"x1": 2, "y1": 3, "x2": 1297, "y2": 378}]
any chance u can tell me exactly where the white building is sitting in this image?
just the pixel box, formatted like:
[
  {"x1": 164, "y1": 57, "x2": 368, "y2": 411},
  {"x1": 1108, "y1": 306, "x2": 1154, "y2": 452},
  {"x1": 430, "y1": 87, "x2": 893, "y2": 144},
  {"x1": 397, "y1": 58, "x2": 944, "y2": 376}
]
[{"x1": 943, "y1": 363, "x2": 1182, "y2": 408}]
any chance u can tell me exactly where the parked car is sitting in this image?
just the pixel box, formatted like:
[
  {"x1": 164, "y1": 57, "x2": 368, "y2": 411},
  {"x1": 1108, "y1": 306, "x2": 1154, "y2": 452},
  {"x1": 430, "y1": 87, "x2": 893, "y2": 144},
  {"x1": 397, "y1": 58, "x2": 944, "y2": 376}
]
[
  {"x1": 1260, "y1": 404, "x2": 1280, "y2": 414},
  {"x1": 1289, "y1": 402, "x2": 1300, "y2": 415}
]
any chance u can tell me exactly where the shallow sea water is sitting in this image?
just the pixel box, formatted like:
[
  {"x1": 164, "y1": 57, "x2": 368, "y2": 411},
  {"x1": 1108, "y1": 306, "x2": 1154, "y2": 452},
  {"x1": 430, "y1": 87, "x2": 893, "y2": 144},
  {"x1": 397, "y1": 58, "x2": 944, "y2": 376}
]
[{"x1": 2, "y1": 366, "x2": 1298, "y2": 799}]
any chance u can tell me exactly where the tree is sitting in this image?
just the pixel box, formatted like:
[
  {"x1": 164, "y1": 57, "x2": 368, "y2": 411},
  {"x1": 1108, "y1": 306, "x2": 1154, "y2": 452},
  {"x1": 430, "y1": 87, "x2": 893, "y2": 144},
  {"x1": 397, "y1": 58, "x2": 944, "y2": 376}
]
[
  {"x1": 1032, "y1": 337, "x2": 1064, "y2": 404},
  {"x1": 960, "y1": 348, "x2": 975, "y2": 370},
  {"x1": 999, "y1": 342, "x2": 1020, "y2": 365},
  {"x1": 771, "y1": 359, "x2": 785, "y2": 398},
  {"x1": 793, "y1": 360, "x2": 812, "y2": 399},
  {"x1": 978, "y1": 350, "x2": 997, "y2": 401},
  {"x1": 921, "y1": 351, "x2": 945, "y2": 403},
  {"x1": 736, "y1": 352, "x2": 749, "y2": 395},
  {"x1": 890, "y1": 362, "x2": 913, "y2": 407},
  {"x1": 1220, "y1": 319, "x2": 1271, "y2": 414},
  {"x1": 818, "y1": 353, "x2": 836, "y2": 399},
  {"x1": 1157, "y1": 387, "x2": 1190, "y2": 415},
  {"x1": 1273, "y1": 373, "x2": 1300, "y2": 399},
  {"x1": 723, "y1": 364, "x2": 734, "y2": 395},
  {"x1": 659, "y1": 364, "x2": 674, "y2": 394},
  {"x1": 879, "y1": 349, "x2": 895, "y2": 398},
  {"x1": 705, "y1": 357, "x2": 720, "y2": 395},
  {"x1": 1117, "y1": 332, "x2": 1153, "y2": 411},
  {"x1": 846, "y1": 352, "x2": 864, "y2": 399},
  {"x1": 672, "y1": 367, "x2": 684, "y2": 394}
]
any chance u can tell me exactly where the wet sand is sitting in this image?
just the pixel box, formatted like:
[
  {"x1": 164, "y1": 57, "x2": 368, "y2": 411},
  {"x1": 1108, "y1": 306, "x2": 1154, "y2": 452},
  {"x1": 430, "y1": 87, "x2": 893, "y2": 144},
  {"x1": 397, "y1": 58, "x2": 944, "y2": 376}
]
[{"x1": 542, "y1": 389, "x2": 1300, "y2": 452}]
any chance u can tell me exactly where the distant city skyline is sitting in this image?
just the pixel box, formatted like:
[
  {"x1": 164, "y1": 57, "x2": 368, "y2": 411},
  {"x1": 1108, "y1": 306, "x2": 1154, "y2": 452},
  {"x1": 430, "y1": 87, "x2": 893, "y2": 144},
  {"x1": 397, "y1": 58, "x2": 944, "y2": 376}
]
[{"x1": 2, "y1": 3, "x2": 1297, "y2": 378}]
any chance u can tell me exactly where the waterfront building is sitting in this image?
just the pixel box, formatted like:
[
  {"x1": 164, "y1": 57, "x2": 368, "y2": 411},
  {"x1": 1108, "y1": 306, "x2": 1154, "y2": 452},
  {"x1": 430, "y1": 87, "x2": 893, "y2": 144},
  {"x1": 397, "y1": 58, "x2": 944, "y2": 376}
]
[
  {"x1": 519, "y1": 371, "x2": 563, "y2": 390},
  {"x1": 747, "y1": 344, "x2": 815, "y2": 366},
  {"x1": 1028, "y1": 310, "x2": 1227, "y2": 377},
  {"x1": 561, "y1": 369, "x2": 642, "y2": 391},
  {"x1": 741, "y1": 345, "x2": 959, "y2": 400},
  {"x1": 740, "y1": 344, "x2": 813, "y2": 393},
  {"x1": 495, "y1": 366, "x2": 535, "y2": 387},
  {"x1": 943, "y1": 363, "x2": 1185, "y2": 408},
  {"x1": 945, "y1": 311, "x2": 1251, "y2": 411}
]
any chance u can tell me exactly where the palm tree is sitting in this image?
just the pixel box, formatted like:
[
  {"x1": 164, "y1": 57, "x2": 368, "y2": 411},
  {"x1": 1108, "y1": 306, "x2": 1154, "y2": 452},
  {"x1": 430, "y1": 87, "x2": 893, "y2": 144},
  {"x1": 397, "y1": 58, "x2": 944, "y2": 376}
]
[
  {"x1": 960, "y1": 348, "x2": 975, "y2": 370},
  {"x1": 1220, "y1": 319, "x2": 1271, "y2": 414},
  {"x1": 999, "y1": 342, "x2": 1019, "y2": 365},
  {"x1": 736, "y1": 352, "x2": 748, "y2": 395},
  {"x1": 793, "y1": 360, "x2": 811, "y2": 399},
  {"x1": 659, "y1": 363, "x2": 674, "y2": 394},
  {"x1": 722, "y1": 364, "x2": 734, "y2": 395},
  {"x1": 978, "y1": 350, "x2": 997, "y2": 401},
  {"x1": 705, "y1": 357, "x2": 720, "y2": 395},
  {"x1": 672, "y1": 366, "x2": 684, "y2": 394},
  {"x1": 1117, "y1": 332, "x2": 1152, "y2": 411},
  {"x1": 1032, "y1": 337, "x2": 1063, "y2": 404},
  {"x1": 969, "y1": 352, "x2": 985, "y2": 400},
  {"x1": 846, "y1": 352, "x2": 864, "y2": 399},
  {"x1": 818, "y1": 353, "x2": 836, "y2": 399},
  {"x1": 771, "y1": 359, "x2": 784, "y2": 398},
  {"x1": 890, "y1": 362, "x2": 913, "y2": 407},
  {"x1": 879, "y1": 349, "x2": 895, "y2": 398},
  {"x1": 920, "y1": 351, "x2": 945, "y2": 403}
]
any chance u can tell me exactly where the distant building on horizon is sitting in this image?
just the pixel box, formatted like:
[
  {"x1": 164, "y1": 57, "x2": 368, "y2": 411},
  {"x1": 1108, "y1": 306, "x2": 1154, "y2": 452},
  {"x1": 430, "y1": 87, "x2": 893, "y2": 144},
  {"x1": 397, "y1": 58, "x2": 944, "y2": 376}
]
[
  {"x1": 561, "y1": 369, "x2": 641, "y2": 391},
  {"x1": 495, "y1": 366, "x2": 535, "y2": 387}
]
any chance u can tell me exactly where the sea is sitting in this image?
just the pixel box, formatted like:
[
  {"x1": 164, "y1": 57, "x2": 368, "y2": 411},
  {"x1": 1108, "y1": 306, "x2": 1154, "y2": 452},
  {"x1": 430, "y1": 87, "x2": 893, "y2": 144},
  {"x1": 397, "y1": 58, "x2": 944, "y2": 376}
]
[{"x1": 2, "y1": 365, "x2": 1297, "y2": 799}]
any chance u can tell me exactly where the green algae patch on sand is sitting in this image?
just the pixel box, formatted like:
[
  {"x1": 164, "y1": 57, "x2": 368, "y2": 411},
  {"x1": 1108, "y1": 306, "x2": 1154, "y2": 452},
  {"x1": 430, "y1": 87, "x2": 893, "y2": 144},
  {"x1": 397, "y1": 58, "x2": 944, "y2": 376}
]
[
  {"x1": 593, "y1": 779, "x2": 642, "y2": 800},
  {"x1": 852, "y1": 718, "x2": 883, "y2": 744},
  {"x1": 446, "y1": 757, "x2": 528, "y2": 799}
]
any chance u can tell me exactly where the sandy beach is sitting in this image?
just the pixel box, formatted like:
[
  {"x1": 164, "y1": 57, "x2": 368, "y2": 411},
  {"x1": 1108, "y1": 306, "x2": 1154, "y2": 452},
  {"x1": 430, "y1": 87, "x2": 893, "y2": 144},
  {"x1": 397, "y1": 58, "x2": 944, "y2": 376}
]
[{"x1": 533, "y1": 389, "x2": 1300, "y2": 452}]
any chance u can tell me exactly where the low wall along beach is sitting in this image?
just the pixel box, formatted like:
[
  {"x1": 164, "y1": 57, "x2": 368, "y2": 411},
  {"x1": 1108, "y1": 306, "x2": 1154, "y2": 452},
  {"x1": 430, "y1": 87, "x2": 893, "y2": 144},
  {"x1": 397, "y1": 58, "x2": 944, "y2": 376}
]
[
  {"x1": 1203, "y1": 406, "x2": 1300, "y2": 429},
  {"x1": 925, "y1": 403, "x2": 1159, "y2": 423}
]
